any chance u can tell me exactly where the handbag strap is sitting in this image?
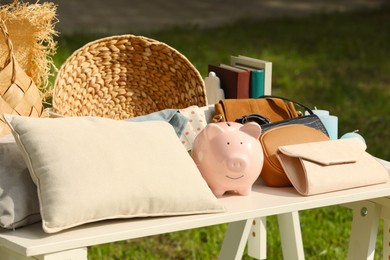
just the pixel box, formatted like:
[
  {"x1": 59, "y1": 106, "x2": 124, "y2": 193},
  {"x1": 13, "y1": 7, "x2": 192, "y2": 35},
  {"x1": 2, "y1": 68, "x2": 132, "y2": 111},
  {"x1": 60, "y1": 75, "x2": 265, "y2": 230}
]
[
  {"x1": 258, "y1": 95, "x2": 314, "y2": 115},
  {"x1": 235, "y1": 113, "x2": 271, "y2": 125},
  {"x1": 0, "y1": 19, "x2": 16, "y2": 83}
]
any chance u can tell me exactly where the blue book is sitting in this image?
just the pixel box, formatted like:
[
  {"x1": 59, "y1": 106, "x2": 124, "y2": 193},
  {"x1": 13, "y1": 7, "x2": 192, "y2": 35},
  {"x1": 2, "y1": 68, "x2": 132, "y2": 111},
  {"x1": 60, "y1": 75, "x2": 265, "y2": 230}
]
[{"x1": 249, "y1": 69, "x2": 265, "y2": 98}]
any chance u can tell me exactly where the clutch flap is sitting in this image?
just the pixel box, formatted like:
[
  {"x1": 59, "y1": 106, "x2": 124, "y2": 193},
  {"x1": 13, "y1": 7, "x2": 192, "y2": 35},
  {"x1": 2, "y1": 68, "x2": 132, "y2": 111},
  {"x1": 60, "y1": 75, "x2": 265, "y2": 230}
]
[{"x1": 277, "y1": 138, "x2": 367, "y2": 166}]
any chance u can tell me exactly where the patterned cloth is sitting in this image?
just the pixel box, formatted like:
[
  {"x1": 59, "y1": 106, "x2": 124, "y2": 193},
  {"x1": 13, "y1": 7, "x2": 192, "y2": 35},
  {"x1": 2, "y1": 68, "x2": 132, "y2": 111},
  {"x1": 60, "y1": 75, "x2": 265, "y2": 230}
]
[
  {"x1": 125, "y1": 106, "x2": 209, "y2": 151},
  {"x1": 179, "y1": 106, "x2": 207, "y2": 151}
]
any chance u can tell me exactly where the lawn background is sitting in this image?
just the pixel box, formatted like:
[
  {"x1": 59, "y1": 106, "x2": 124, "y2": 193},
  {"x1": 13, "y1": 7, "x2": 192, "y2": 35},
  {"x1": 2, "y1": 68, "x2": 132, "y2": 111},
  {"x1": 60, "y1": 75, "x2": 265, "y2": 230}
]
[{"x1": 50, "y1": 5, "x2": 390, "y2": 259}]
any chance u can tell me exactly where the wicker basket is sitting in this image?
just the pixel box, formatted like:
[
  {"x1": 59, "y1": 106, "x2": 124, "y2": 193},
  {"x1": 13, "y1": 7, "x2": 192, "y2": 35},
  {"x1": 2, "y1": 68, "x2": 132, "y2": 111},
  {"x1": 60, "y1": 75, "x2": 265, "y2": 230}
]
[
  {"x1": 0, "y1": 19, "x2": 44, "y2": 137},
  {"x1": 52, "y1": 35, "x2": 206, "y2": 119}
]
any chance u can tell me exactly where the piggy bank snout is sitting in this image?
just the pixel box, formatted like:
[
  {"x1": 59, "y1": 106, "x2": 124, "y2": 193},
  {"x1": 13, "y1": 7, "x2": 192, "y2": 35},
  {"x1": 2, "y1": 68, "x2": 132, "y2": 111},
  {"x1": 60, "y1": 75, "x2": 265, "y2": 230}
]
[{"x1": 226, "y1": 155, "x2": 248, "y2": 172}]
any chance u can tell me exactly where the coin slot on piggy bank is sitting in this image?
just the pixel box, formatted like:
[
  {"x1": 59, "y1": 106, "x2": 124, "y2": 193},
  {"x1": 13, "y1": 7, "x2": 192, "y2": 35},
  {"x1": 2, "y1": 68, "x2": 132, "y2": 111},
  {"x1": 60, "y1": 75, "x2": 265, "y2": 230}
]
[{"x1": 191, "y1": 122, "x2": 264, "y2": 197}]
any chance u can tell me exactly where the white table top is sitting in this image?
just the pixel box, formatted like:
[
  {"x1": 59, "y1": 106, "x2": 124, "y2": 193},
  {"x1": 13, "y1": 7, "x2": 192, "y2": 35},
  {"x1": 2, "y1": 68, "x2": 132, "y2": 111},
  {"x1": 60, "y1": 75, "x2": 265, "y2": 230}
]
[{"x1": 1, "y1": 179, "x2": 390, "y2": 257}]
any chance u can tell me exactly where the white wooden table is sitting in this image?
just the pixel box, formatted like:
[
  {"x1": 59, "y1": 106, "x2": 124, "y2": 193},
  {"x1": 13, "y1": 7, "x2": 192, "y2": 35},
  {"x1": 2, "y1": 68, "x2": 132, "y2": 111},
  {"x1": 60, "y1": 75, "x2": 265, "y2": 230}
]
[{"x1": 1, "y1": 178, "x2": 390, "y2": 260}]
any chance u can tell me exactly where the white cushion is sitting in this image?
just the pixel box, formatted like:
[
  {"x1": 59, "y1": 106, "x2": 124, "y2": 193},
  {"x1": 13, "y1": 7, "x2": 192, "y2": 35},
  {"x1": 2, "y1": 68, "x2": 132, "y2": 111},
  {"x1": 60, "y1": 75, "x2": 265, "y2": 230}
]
[
  {"x1": 4, "y1": 115, "x2": 224, "y2": 233},
  {"x1": 0, "y1": 135, "x2": 41, "y2": 229}
]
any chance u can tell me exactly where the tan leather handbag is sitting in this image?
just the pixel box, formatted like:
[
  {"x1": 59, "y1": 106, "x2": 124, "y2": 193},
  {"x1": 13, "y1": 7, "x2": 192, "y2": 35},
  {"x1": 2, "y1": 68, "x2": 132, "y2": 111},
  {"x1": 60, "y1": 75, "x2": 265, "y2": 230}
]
[
  {"x1": 0, "y1": 20, "x2": 43, "y2": 136},
  {"x1": 259, "y1": 124, "x2": 329, "y2": 187},
  {"x1": 276, "y1": 138, "x2": 389, "y2": 195},
  {"x1": 212, "y1": 96, "x2": 301, "y2": 123}
]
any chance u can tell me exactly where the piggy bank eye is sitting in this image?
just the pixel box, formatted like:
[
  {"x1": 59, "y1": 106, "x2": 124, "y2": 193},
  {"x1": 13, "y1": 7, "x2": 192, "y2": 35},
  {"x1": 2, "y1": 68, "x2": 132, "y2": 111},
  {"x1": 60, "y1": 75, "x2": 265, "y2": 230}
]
[{"x1": 227, "y1": 142, "x2": 230, "y2": 145}]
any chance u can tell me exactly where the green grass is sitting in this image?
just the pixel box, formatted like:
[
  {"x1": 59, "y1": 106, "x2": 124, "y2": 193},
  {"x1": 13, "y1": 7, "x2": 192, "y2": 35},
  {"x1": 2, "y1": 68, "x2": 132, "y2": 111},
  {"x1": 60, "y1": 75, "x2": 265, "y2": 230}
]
[{"x1": 51, "y1": 6, "x2": 390, "y2": 259}]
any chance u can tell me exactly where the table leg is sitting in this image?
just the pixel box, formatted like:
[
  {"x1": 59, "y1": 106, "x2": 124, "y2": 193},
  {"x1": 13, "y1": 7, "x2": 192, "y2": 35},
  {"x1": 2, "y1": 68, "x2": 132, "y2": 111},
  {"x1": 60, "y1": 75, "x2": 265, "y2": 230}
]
[
  {"x1": 372, "y1": 197, "x2": 390, "y2": 260},
  {"x1": 247, "y1": 217, "x2": 267, "y2": 260},
  {"x1": 346, "y1": 201, "x2": 381, "y2": 260},
  {"x1": 219, "y1": 219, "x2": 253, "y2": 260},
  {"x1": 383, "y1": 219, "x2": 390, "y2": 260},
  {"x1": 277, "y1": 212, "x2": 305, "y2": 260}
]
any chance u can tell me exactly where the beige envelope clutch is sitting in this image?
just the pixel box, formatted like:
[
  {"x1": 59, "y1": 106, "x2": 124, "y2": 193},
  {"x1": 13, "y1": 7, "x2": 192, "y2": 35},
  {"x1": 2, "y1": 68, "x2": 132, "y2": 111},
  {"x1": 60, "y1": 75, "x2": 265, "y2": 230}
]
[{"x1": 276, "y1": 138, "x2": 389, "y2": 196}]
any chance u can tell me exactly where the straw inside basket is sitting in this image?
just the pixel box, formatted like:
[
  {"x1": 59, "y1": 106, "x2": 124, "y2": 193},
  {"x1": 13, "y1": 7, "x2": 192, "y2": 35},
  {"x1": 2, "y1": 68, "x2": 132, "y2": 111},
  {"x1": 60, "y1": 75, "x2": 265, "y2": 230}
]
[{"x1": 52, "y1": 35, "x2": 206, "y2": 119}]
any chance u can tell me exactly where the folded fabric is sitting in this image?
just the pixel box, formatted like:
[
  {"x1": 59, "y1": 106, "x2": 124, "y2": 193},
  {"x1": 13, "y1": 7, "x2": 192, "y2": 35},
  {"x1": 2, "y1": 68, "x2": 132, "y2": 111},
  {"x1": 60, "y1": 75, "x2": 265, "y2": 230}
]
[
  {"x1": 0, "y1": 134, "x2": 41, "y2": 229},
  {"x1": 125, "y1": 109, "x2": 188, "y2": 137},
  {"x1": 276, "y1": 138, "x2": 389, "y2": 196},
  {"x1": 49, "y1": 108, "x2": 188, "y2": 137},
  {"x1": 179, "y1": 106, "x2": 208, "y2": 151}
]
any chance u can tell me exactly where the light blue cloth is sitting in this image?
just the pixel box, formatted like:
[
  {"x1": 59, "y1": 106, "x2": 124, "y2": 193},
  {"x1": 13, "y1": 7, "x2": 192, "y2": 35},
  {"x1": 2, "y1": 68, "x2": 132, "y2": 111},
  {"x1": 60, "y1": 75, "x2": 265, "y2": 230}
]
[{"x1": 125, "y1": 109, "x2": 188, "y2": 137}]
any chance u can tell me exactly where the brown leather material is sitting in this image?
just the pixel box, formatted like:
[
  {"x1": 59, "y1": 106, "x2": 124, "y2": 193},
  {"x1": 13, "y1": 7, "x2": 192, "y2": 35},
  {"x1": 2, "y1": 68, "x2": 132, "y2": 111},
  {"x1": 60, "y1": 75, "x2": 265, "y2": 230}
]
[
  {"x1": 260, "y1": 124, "x2": 329, "y2": 187},
  {"x1": 212, "y1": 98, "x2": 299, "y2": 123},
  {"x1": 286, "y1": 101, "x2": 300, "y2": 118},
  {"x1": 212, "y1": 102, "x2": 225, "y2": 123}
]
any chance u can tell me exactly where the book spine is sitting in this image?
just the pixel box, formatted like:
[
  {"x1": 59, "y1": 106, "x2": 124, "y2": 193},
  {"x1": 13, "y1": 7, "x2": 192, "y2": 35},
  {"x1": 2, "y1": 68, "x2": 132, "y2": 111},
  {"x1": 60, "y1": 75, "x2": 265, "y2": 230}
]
[
  {"x1": 263, "y1": 63, "x2": 272, "y2": 95},
  {"x1": 250, "y1": 70, "x2": 265, "y2": 98},
  {"x1": 230, "y1": 56, "x2": 272, "y2": 95},
  {"x1": 208, "y1": 64, "x2": 250, "y2": 99},
  {"x1": 236, "y1": 71, "x2": 250, "y2": 99}
]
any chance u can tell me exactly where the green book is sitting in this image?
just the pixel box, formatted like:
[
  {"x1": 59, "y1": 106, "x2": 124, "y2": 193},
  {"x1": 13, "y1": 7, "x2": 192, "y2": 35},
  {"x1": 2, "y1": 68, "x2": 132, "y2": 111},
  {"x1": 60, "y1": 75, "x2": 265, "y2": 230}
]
[
  {"x1": 249, "y1": 69, "x2": 265, "y2": 98},
  {"x1": 231, "y1": 55, "x2": 272, "y2": 96},
  {"x1": 233, "y1": 64, "x2": 265, "y2": 98}
]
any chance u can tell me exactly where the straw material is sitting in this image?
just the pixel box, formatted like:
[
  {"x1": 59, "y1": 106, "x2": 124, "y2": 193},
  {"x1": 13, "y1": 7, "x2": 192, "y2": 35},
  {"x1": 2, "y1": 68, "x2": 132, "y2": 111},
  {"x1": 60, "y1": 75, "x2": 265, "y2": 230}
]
[
  {"x1": 0, "y1": 1, "x2": 58, "y2": 95},
  {"x1": 0, "y1": 19, "x2": 44, "y2": 137},
  {"x1": 52, "y1": 35, "x2": 206, "y2": 119}
]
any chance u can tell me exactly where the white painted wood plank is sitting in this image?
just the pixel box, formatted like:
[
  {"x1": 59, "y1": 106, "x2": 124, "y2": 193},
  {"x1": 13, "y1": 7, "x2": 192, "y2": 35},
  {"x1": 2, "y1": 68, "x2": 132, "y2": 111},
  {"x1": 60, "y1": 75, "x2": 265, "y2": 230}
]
[
  {"x1": 247, "y1": 217, "x2": 267, "y2": 259},
  {"x1": 383, "y1": 219, "x2": 390, "y2": 260},
  {"x1": 218, "y1": 219, "x2": 253, "y2": 260},
  {"x1": 35, "y1": 248, "x2": 87, "y2": 260},
  {"x1": 0, "y1": 246, "x2": 31, "y2": 260},
  {"x1": 278, "y1": 212, "x2": 304, "y2": 260},
  {"x1": 1, "y1": 181, "x2": 390, "y2": 257},
  {"x1": 347, "y1": 201, "x2": 381, "y2": 260}
]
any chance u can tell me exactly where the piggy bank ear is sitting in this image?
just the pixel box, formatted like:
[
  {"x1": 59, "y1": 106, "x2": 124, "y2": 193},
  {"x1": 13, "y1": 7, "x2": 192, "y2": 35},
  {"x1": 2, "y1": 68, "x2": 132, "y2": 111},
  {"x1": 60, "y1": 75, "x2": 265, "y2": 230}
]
[
  {"x1": 205, "y1": 123, "x2": 225, "y2": 140},
  {"x1": 240, "y1": 122, "x2": 262, "y2": 139}
]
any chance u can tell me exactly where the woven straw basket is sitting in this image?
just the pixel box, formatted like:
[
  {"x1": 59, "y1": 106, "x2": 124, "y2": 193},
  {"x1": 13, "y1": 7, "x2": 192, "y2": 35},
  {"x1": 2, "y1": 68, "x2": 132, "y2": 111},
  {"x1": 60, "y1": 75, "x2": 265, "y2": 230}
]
[
  {"x1": 0, "y1": 1, "x2": 57, "y2": 92},
  {"x1": 0, "y1": 20, "x2": 44, "y2": 137},
  {"x1": 52, "y1": 35, "x2": 207, "y2": 119}
]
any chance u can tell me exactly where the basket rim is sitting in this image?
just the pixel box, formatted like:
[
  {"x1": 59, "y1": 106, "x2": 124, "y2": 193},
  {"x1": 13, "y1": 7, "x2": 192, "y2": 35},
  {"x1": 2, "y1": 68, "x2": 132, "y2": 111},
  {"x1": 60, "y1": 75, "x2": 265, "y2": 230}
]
[{"x1": 52, "y1": 34, "x2": 205, "y2": 100}]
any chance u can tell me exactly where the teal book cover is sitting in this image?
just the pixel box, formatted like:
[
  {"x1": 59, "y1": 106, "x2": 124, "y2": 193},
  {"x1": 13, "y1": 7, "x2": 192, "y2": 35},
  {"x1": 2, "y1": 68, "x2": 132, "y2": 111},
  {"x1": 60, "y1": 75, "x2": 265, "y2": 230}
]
[{"x1": 250, "y1": 69, "x2": 265, "y2": 98}]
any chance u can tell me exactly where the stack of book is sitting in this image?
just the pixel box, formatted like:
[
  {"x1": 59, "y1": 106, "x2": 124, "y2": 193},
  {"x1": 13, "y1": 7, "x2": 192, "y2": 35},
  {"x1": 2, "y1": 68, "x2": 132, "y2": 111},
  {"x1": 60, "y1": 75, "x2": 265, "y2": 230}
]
[{"x1": 208, "y1": 55, "x2": 272, "y2": 99}]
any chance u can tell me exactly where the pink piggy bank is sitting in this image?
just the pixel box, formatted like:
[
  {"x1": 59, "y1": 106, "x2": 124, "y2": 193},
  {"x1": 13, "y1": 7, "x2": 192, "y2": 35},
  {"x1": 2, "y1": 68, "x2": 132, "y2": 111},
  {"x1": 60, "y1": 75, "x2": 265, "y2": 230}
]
[{"x1": 191, "y1": 122, "x2": 264, "y2": 197}]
